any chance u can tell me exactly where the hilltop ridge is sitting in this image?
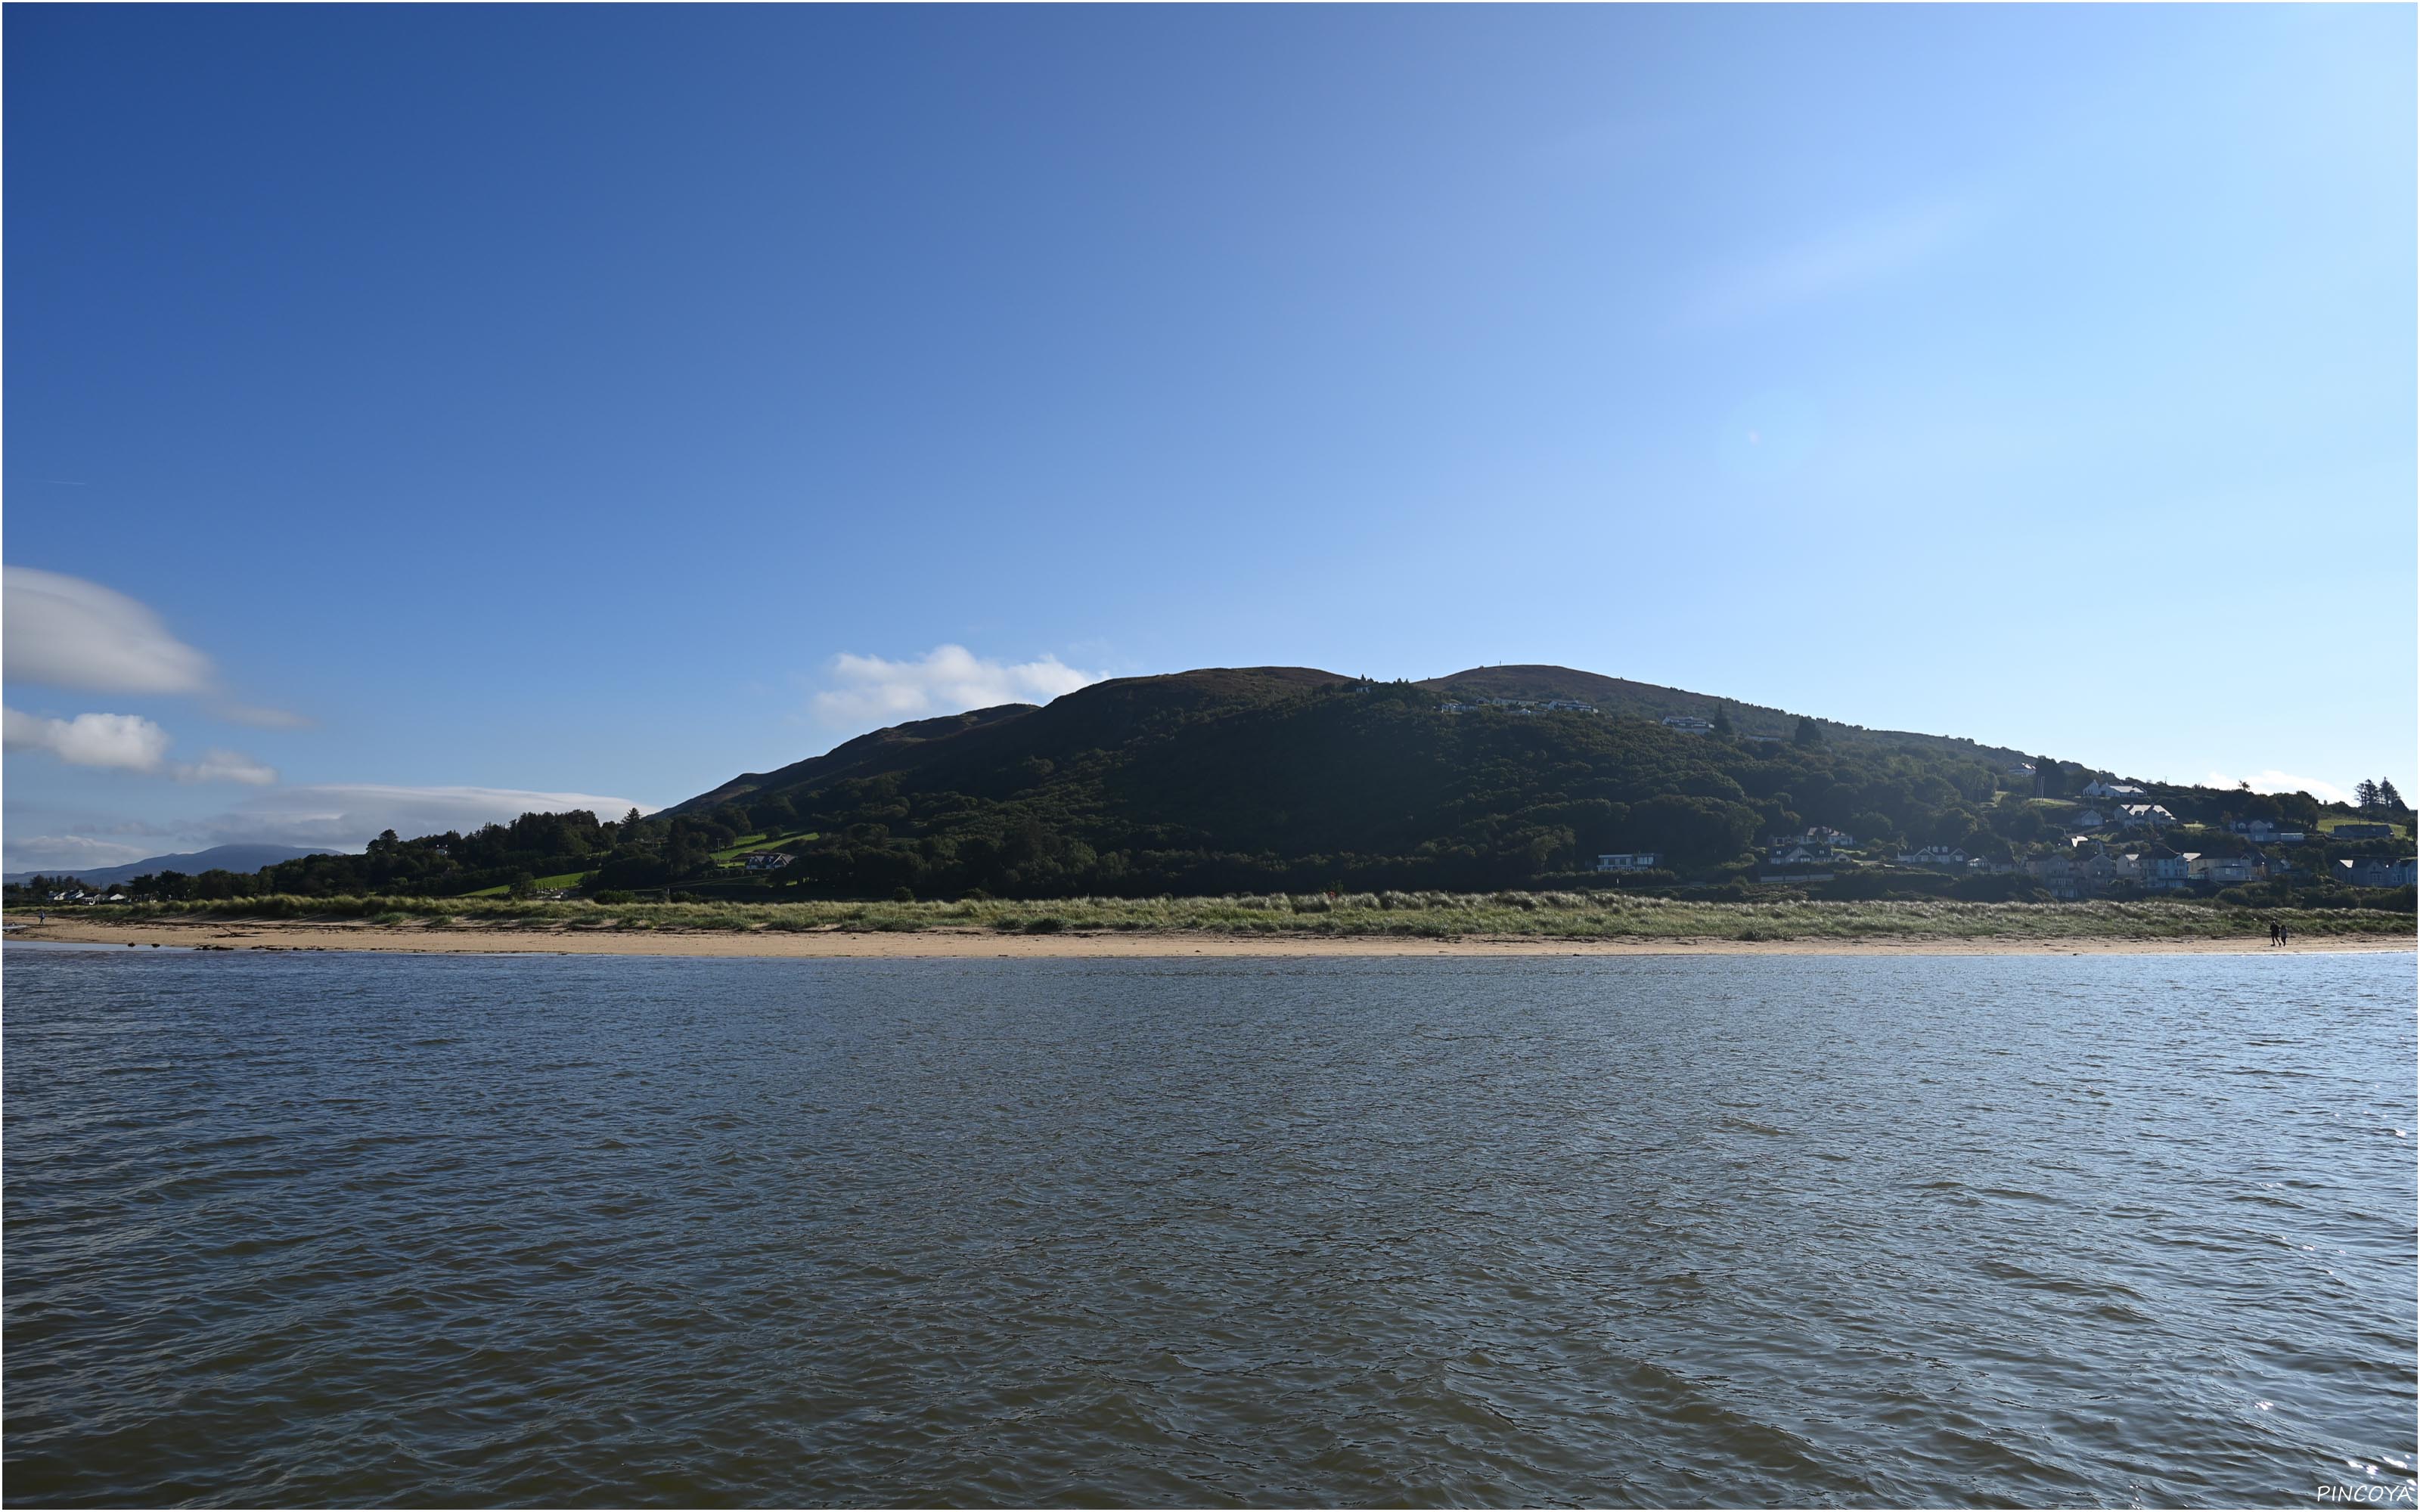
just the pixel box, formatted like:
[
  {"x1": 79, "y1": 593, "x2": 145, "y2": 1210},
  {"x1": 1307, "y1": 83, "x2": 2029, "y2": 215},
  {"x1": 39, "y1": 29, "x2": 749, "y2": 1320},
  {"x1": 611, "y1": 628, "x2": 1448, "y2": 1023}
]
[{"x1": 65, "y1": 662, "x2": 2401, "y2": 906}]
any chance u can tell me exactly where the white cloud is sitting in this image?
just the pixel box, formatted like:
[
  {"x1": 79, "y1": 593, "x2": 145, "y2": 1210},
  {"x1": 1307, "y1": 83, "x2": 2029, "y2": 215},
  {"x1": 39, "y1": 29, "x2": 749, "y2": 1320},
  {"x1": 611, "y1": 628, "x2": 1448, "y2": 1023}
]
[
  {"x1": 200, "y1": 784, "x2": 656, "y2": 850},
  {"x1": 3, "y1": 566, "x2": 215, "y2": 693},
  {"x1": 809, "y1": 645, "x2": 1103, "y2": 730},
  {"x1": 1682, "y1": 197, "x2": 1991, "y2": 329},
  {"x1": 3, "y1": 708, "x2": 172, "y2": 772},
  {"x1": 174, "y1": 748, "x2": 280, "y2": 786},
  {"x1": 2204, "y1": 770, "x2": 2354, "y2": 806},
  {"x1": 1, "y1": 834, "x2": 154, "y2": 872}
]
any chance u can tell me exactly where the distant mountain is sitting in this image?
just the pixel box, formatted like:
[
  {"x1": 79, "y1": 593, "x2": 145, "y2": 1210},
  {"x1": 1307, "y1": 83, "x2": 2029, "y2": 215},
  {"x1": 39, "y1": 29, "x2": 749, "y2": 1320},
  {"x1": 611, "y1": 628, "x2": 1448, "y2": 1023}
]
[{"x1": 5, "y1": 844, "x2": 341, "y2": 888}]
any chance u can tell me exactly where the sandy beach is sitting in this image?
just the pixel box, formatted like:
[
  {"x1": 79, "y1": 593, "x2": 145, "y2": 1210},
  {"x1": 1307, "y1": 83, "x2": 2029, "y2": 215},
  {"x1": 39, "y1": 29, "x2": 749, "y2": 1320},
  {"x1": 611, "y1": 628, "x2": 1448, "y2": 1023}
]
[{"x1": 7, "y1": 916, "x2": 2409, "y2": 959}]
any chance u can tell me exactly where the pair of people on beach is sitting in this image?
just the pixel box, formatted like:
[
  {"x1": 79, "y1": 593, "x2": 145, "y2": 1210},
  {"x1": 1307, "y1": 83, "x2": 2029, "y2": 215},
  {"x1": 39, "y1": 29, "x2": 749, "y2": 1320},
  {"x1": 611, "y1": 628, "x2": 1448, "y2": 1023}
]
[{"x1": 2266, "y1": 921, "x2": 2291, "y2": 947}]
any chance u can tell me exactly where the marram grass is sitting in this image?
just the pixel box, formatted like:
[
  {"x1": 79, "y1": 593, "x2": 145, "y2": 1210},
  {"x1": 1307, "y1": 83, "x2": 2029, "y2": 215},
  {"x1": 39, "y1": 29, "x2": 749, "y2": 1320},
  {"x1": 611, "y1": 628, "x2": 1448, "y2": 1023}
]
[{"x1": 22, "y1": 891, "x2": 2408, "y2": 942}]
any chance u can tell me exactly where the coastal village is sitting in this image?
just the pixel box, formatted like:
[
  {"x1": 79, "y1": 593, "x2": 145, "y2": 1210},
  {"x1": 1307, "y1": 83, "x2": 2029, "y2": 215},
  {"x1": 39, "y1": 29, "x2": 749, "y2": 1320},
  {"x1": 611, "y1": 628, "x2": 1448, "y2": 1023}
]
[{"x1": 1437, "y1": 696, "x2": 2416, "y2": 899}]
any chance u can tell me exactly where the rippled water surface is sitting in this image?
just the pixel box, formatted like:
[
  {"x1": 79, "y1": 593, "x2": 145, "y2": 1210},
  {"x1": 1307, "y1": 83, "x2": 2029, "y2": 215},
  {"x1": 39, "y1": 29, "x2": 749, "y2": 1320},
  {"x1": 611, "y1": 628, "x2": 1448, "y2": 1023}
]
[{"x1": 5, "y1": 947, "x2": 2414, "y2": 1506}]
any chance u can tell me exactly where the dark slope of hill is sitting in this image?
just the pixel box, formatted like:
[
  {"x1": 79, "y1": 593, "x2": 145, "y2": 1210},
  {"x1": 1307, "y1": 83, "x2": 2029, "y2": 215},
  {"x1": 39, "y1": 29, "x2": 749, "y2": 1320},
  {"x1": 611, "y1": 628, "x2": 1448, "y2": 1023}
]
[
  {"x1": 1418, "y1": 665, "x2": 2028, "y2": 765},
  {"x1": 666, "y1": 666, "x2": 1353, "y2": 818},
  {"x1": 637, "y1": 665, "x2": 2037, "y2": 897},
  {"x1": 5, "y1": 844, "x2": 337, "y2": 888},
  {"x1": 175, "y1": 662, "x2": 2386, "y2": 903},
  {"x1": 676, "y1": 703, "x2": 1040, "y2": 815}
]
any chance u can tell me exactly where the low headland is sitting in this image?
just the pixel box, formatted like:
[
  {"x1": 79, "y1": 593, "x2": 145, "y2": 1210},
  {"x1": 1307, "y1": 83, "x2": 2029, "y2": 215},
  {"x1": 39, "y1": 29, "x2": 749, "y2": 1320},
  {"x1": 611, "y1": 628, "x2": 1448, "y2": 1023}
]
[{"x1": 8, "y1": 893, "x2": 2409, "y2": 958}]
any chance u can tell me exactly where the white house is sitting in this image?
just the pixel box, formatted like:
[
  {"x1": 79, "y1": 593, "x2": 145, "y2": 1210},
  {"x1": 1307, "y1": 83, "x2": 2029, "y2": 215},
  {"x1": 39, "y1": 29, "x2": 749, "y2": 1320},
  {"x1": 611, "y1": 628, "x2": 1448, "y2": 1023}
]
[
  {"x1": 1661, "y1": 715, "x2": 1714, "y2": 735},
  {"x1": 2072, "y1": 808, "x2": 2106, "y2": 830},
  {"x1": 2118, "y1": 804, "x2": 2177, "y2": 829},
  {"x1": 1596, "y1": 852, "x2": 1661, "y2": 872},
  {"x1": 743, "y1": 852, "x2": 795, "y2": 872},
  {"x1": 2080, "y1": 779, "x2": 2146, "y2": 800},
  {"x1": 2190, "y1": 854, "x2": 2262, "y2": 885}
]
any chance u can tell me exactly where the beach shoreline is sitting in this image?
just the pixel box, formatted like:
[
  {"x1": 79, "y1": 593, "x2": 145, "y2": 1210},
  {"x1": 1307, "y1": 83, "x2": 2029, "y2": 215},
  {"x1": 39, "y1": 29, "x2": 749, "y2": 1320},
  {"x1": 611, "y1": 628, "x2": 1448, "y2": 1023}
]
[{"x1": 6, "y1": 916, "x2": 2409, "y2": 959}]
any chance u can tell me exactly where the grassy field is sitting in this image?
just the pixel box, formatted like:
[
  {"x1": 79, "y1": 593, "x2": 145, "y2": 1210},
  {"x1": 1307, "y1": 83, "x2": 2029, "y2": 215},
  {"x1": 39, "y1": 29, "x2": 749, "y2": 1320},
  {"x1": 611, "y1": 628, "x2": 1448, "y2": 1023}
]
[
  {"x1": 459, "y1": 870, "x2": 589, "y2": 899},
  {"x1": 27, "y1": 891, "x2": 2409, "y2": 942},
  {"x1": 2319, "y1": 818, "x2": 2408, "y2": 839},
  {"x1": 709, "y1": 830, "x2": 819, "y2": 863}
]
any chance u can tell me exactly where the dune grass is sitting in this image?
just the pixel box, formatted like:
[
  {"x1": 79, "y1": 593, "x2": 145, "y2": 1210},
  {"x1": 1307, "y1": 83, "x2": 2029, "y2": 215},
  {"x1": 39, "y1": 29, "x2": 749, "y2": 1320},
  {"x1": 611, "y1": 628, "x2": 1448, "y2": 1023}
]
[{"x1": 22, "y1": 889, "x2": 2408, "y2": 943}]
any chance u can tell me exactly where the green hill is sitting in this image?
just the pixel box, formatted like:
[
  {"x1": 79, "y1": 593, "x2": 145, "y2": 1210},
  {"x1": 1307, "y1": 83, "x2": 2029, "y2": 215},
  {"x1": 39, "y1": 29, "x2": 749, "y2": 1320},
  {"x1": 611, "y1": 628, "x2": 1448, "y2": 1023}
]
[
  {"x1": 642, "y1": 664, "x2": 2037, "y2": 896},
  {"x1": 121, "y1": 662, "x2": 2391, "y2": 903}
]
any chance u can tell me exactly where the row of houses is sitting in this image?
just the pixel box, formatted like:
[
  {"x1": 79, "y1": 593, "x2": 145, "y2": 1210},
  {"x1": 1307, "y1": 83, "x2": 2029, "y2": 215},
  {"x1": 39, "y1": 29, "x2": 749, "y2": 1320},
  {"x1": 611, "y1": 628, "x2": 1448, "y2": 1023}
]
[
  {"x1": 1437, "y1": 697, "x2": 1601, "y2": 715},
  {"x1": 2015, "y1": 843, "x2": 2413, "y2": 896},
  {"x1": 38, "y1": 888, "x2": 129, "y2": 905},
  {"x1": 1603, "y1": 844, "x2": 2411, "y2": 890},
  {"x1": 2228, "y1": 820, "x2": 2309, "y2": 844},
  {"x1": 2071, "y1": 804, "x2": 2178, "y2": 830}
]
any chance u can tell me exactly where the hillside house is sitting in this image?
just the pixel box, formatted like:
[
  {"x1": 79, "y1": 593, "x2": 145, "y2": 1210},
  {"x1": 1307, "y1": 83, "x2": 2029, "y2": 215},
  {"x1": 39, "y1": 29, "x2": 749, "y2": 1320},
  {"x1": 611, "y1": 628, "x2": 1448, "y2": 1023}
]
[
  {"x1": 2117, "y1": 804, "x2": 2177, "y2": 829},
  {"x1": 1896, "y1": 845, "x2": 1968, "y2": 869},
  {"x1": 2080, "y1": 779, "x2": 2145, "y2": 800},
  {"x1": 2138, "y1": 845, "x2": 2190, "y2": 891},
  {"x1": 2229, "y1": 820, "x2": 2307, "y2": 844},
  {"x1": 2024, "y1": 851, "x2": 2085, "y2": 897},
  {"x1": 1660, "y1": 715, "x2": 1714, "y2": 735},
  {"x1": 1542, "y1": 699, "x2": 1598, "y2": 713},
  {"x1": 743, "y1": 852, "x2": 794, "y2": 872},
  {"x1": 2190, "y1": 853, "x2": 2263, "y2": 885},
  {"x1": 2337, "y1": 857, "x2": 2418, "y2": 888},
  {"x1": 2072, "y1": 808, "x2": 2106, "y2": 830},
  {"x1": 1595, "y1": 852, "x2": 1661, "y2": 872},
  {"x1": 2332, "y1": 823, "x2": 2395, "y2": 840}
]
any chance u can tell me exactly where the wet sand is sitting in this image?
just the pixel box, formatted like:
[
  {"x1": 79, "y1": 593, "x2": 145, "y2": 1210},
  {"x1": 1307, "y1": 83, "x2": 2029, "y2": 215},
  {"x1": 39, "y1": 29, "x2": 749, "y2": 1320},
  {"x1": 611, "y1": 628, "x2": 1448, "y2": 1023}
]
[{"x1": 7, "y1": 916, "x2": 2410, "y2": 959}]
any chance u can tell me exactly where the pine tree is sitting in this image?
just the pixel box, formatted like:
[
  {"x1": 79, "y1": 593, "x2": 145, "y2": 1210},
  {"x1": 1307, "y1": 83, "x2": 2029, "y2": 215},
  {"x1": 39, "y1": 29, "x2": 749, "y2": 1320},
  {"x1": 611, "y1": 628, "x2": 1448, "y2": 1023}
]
[
  {"x1": 2380, "y1": 779, "x2": 2406, "y2": 812},
  {"x1": 2356, "y1": 779, "x2": 2382, "y2": 813},
  {"x1": 1712, "y1": 704, "x2": 1736, "y2": 738},
  {"x1": 1792, "y1": 716, "x2": 1822, "y2": 748}
]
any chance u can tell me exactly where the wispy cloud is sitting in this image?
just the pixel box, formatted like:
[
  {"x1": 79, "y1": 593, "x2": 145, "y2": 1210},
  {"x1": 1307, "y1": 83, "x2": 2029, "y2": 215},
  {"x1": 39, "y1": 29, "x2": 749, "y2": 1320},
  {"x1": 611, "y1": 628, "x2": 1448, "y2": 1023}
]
[
  {"x1": 1681, "y1": 197, "x2": 1992, "y2": 329},
  {"x1": 2204, "y1": 770, "x2": 2354, "y2": 806},
  {"x1": 2, "y1": 708, "x2": 173, "y2": 772},
  {"x1": 174, "y1": 748, "x2": 280, "y2": 786},
  {"x1": 809, "y1": 645, "x2": 1103, "y2": 730},
  {"x1": 2, "y1": 834, "x2": 155, "y2": 872},
  {"x1": 3, "y1": 566, "x2": 214, "y2": 694},
  {"x1": 214, "y1": 702, "x2": 310, "y2": 730}
]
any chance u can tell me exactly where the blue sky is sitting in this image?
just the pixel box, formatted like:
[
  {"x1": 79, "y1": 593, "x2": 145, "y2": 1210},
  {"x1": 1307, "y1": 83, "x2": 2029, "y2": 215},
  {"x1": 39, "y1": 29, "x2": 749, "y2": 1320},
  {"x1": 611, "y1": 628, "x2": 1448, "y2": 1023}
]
[{"x1": 5, "y1": 5, "x2": 2412, "y2": 870}]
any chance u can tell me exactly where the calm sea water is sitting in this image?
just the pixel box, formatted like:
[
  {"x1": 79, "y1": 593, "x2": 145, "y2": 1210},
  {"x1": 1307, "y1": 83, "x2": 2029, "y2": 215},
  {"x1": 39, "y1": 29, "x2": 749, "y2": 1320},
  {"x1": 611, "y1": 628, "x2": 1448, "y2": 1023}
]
[{"x1": 5, "y1": 946, "x2": 2413, "y2": 1507}]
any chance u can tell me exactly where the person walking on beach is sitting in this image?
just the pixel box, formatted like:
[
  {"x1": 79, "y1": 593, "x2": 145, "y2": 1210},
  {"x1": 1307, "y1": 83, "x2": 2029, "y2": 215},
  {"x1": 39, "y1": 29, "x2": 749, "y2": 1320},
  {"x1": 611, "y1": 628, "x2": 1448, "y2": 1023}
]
[{"x1": 2268, "y1": 921, "x2": 2280, "y2": 947}]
